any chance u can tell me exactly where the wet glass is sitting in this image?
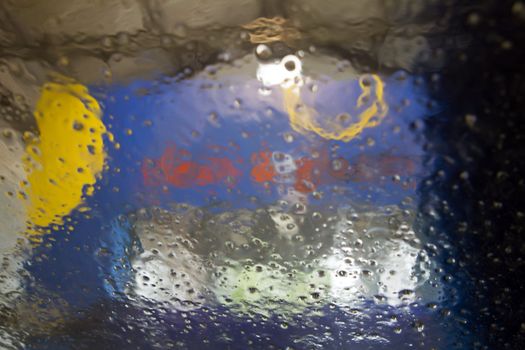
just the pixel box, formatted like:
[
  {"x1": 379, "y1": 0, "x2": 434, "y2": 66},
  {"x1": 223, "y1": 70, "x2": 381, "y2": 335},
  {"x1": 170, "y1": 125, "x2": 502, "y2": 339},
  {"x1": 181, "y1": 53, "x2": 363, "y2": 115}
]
[{"x1": 0, "y1": 1, "x2": 524, "y2": 349}]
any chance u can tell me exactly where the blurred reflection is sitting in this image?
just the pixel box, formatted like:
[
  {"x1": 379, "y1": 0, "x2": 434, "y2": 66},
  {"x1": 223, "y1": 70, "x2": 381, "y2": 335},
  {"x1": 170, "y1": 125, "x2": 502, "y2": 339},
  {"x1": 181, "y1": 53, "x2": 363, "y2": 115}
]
[
  {"x1": 23, "y1": 80, "x2": 108, "y2": 236},
  {"x1": 0, "y1": 42, "x2": 445, "y2": 347},
  {"x1": 0, "y1": 1, "x2": 508, "y2": 348},
  {"x1": 126, "y1": 202, "x2": 443, "y2": 316},
  {"x1": 257, "y1": 52, "x2": 388, "y2": 142},
  {"x1": 0, "y1": 48, "x2": 446, "y2": 349},
  {"x1": 119, "y1": 48, "x2": 442, "y2": 318}
]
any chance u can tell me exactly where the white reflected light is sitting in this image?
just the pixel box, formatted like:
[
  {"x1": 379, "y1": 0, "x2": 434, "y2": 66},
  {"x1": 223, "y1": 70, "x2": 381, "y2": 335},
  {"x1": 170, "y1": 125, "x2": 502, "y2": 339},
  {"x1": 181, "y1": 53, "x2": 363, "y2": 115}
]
[{"x1": 256, "y1": 55, "x2": 303, "y2": 88}]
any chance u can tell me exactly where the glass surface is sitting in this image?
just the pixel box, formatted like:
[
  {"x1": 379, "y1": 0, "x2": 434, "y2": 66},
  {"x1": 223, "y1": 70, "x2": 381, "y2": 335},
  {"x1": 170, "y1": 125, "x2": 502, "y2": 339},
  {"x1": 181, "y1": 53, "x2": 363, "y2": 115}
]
[{"x1": 0, "y1": 1, "x2": 524, "y2": 349}]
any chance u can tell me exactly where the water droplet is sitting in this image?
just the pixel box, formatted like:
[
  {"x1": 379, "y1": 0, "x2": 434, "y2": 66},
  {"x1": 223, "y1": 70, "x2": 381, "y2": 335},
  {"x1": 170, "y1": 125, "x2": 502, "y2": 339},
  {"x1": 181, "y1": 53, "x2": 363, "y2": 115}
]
[
  {"x1": 58, "y1": 56, "x2": 69, "y2": 67},
  {"x1": 398, "y1": 289, "x2": 414, "y2": 298},
  {"x1": 160, "y1": 35, "x2": 173, "y2": 48},
  {"x1": 283, "y1": 133, "x2": 294, "y2": 143},
  {"x1": 412, "y1": 320, "x2": 425, "y2": 332},
  {"x1": 208, "y1": 112, "x2": 219, "y2": 125},
  {"x1": 87, "y1": 145, "x2": 96, "y2": 155},
  {"x1": 467, "y1": 13, "x2": 481, "y2": 26},
  {"x1": 293, "y1": 234, "x2": 304, "y2": 242},
  {"x1": 332, "y1": 159, "x2": 343, "y2": 171},
  {"x1": 255, "y1": 44, "x2": 272, "y2": 60},
  {"x1": 293, "y1": 202, "x2": 306, "y2": 214},
  {"x1": 312, "y1": 191, "x2": 323, "y2": 200},
  {"x1": 2, "y1": 129, "x2": 13, "y2": 139},
  {"x1": 336, "y1": 113, "x2": 350, "y2": 123},
  {"x1": 73, "y1": 121, "x2": 84, "y2": 131},
  {"x1": 173, "y1": 24, "x2": 188, "y2": 38},
  {"x1": 116, "y1": 32, "x2": 130, "y2": 46},
  {"x1": 513, "y1": 2, "x2": 525, "y2": 18},
  {"x1": 284, "y1": 60, "x2": 296, "y2": 72},
  {"x1": 101, "y1": 36, "x2": 113, "y2": 48}
]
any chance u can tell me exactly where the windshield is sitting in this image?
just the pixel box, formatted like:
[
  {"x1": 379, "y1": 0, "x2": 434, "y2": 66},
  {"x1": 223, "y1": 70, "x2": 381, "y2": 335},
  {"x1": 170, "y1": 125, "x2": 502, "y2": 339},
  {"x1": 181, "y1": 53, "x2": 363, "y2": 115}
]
[{"x1": 0, "y1": 1, "x2": 524, "y2": 349}]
